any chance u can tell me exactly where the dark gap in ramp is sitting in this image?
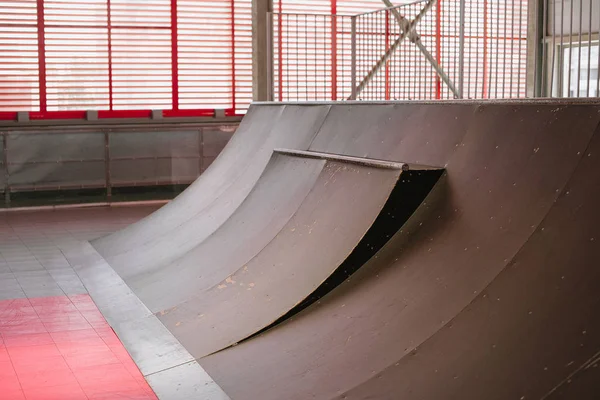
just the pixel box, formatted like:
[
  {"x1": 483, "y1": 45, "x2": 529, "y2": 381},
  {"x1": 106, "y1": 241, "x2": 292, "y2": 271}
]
[{"x1": 240, "y1": 168, "x2": 444, "y2": 344}]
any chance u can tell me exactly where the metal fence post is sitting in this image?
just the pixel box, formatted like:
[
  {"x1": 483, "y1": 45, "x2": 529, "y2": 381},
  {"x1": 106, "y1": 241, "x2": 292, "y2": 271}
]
[
  {"x1": 2, "y1": 132, "x2": 9, "y2": 207},
  {"x1": 104, "y1": 130, "x2": 112, "y2": 201},
  {"x1": 458, "y1": 0, "x2": 465, "y2": 98},
  {"x1": 199, "y1": 127, "x2": 205, "y2": 173},
  {"x1": 350, "y1": 15, "x2": 357, "y2": 100},
  {"x1": 266, "y1": 12, "x2": 274, "y2": 101}
]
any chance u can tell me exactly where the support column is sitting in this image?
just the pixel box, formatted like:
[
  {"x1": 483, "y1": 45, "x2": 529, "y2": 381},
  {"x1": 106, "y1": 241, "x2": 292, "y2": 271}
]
[
  {"x1": 527, "y1": 0, "x2": 544, "y2": 97},
  {"x1": 252, "y1": 0, "x2": 273, "y2": 101}
]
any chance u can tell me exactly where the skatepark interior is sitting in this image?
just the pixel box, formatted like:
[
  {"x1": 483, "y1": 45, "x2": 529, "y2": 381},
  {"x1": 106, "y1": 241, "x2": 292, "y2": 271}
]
[{"x1": 1, "y1": 1, "x2": 600, "y2": 400}]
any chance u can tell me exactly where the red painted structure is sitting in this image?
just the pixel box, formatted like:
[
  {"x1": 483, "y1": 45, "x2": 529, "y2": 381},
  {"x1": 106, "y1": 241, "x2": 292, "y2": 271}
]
[{"x1": 0, "y1": 0, "x2": 251, "y2": 120}]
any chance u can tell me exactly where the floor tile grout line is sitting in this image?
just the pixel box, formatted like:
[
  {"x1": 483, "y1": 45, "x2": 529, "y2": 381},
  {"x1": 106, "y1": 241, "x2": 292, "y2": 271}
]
[
  {"x1": 16, "y1": 229, "x2": 69, "y2": 298},
  {"x1": 25, "y1": 296, "x2": 91, "y2": 400},
  {"x1": 84, "y1": 300, "x2": 156, "y2": 396},
  {"x1": 67, "y1": 293, "x2": 154, "y2": 398},
  {"x1": 2, "y1": 331, "x2": 26, "y2": 398}
]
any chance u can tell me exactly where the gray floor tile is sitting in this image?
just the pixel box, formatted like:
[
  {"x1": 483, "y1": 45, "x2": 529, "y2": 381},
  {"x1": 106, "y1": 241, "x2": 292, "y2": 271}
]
[{"x1": 0, "y1": 288, "x2": 27, "y2": 300}]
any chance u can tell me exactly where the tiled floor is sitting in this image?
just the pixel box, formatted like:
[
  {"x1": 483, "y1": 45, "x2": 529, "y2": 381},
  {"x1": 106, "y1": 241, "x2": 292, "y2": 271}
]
[{"x1": 0, "y1": 206, "x2": 160, "y2": 400}]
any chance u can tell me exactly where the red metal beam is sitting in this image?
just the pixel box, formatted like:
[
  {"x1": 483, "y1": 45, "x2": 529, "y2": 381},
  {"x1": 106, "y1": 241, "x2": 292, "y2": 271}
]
[
  {"x1": 231, "y1": 0, "x2": 236, "y2": 111},
  {"x1": 36, "y1": 0, "x2": 47, "y2": 112},
  {"x1": 435, "y1": 0, "x2": 442, "y2": 99},
  {"x1": 108, "y1": 0, "x2": 113, "y2": 110},
  {"x1": 278, "y1": 1, "x2": 283, "y2": 101},
  {"x1": 331, "y1": 0, "x2": 337, "y2": 100},
  {"x1": 483, "y1": 0, "x2": 489, "y2": 98},
  {"x1": 385, "y1": 9, "x2": 390, "y2": 100},
  {"x1": 171, "y1": 0, "x2": 179, "y2": 110}
]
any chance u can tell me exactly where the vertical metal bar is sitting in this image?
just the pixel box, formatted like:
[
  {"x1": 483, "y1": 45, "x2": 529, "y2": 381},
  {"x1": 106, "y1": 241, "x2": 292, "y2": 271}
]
[
  {"x1": 171, "y1": 0, "x2": 179, "y2": 110},
  {"x1": 278, "y1": 9, "x2": 283, "y2": 101},
  {"x1": 385, "y1": 10, "x2": 390, "y2": 100},
  {"x1": 295, "y1": 14, "x2": 299, "y2": 100},
  {"x1": 2, "y1": 133, "x2": 9, "y2": 207},
  {"x1": 509, "y1": 0, "x2": 515, "y2": 97},
  {"x1": 559, "y1": 0, "x2": 564, "y2": 95},
  {"x1": 488, "y1": 0, "x2": 494, "y2": 97},
  {"x1": 36, "y1": 0, "x2": 47, "y2": 112},
  {"x1": 104, "y1": 131, "x2": 111, "y2": 201},
  {"x1": 304, "y1": 14, "x2": 308, "y2": 101},
  {"x1": 314, "y1": 15, "x2": 318, "y2": 100},
  {"x1": 473, "y1": 0, "x2": 480, "y2": 98},
  {"x1": 541, "y1": 0, "x2": 548, "y2": 96},
  {"x1": 483, "y1": 0, "x2": 488, "y2": 97},
  {"x1": 199, "y1": 128, "x2": 204, "y2": 173},
  {"x1": 597, "y1": 0, "x2": 600, "y2": 96},
  {"x1": 107, "y1": 0, "x2": 113, "y2": 110},
  {"x1": 501, "y1": 0, "x2": 507, "y2": 97},
  {"x1": 331, "y1": 1, "x2": 338, "y2": 100},
  {"x1": 266, "y1": 12, "x2": 274, "y2": 101},
  {"x1": 549, "y1": 0, "x2": 556, "y2": 96},
  {"x1": 568, "y1": 0, "x2": 573, "y2": 97},
  {"x1": 587, "y1": 0, "x2": 592, "y2": 96},
  {"x1": 458, "y1": 0, "x2": 465, "y2": 98},
  {"x1": 324, "y1": 16, "x2": 327, "y2": 99},
  {"x1": 351, "y1": 16, "x2": 357, "y2": 100},
  {"x1": 494, "y1": 0, "x2": 500, "y2": 97},
  {"x1": 435, "y1": 0, "x2": 442, "y2": 99},
  {"x1": 230, "y1": 0, "x2": 236, "y2": 110},
  {"x1": 577, "y1": 0, "x2": 583, "y2": 96}
]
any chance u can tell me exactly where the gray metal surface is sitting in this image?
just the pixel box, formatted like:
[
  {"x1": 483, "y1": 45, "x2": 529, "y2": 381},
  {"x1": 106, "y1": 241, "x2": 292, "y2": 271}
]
[
  {"x1": 157, "y1": 160, "x2": 402, "y2": 358},
  {"x1": 68, "y1": 101, "x2": 600, "y2": 400},
  {"x1": 198, "y1": 102, "x2": 600, "y2": 400},
  {"x1": 93, "y1": 105, "x2": 331, "y2": 278},
  {"x1": 65, "y1": 241, "x2": 230, "y2": 400},
  {"x1": 131, "y1": 153, "x2": 327, "y2": 312}
]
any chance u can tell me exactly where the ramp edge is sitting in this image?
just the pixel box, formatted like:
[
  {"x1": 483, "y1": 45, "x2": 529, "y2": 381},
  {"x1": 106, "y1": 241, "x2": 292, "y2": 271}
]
[{"x1": 70, "y1": 241, "x2": 231, "y2": 400}]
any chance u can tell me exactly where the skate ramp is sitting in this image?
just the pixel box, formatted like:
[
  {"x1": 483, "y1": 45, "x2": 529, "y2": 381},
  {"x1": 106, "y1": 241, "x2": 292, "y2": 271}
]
[
  {"x1": 198, "y1": 102, "x2": 600, "y2": 400},
  {"x1": 92, "y1": 105, "x2": 331, "y2": 277},
  {"x1": 141, "y1": 151, "x2": 438, "y2": 358},
  {"x1": 79, "y1": 101, "x2": 600, "y2": 400}
]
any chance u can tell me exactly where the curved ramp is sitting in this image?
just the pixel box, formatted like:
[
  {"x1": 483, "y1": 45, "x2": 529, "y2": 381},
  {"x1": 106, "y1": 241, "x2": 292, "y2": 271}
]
[
  {"x1": 130, "y1": 152, "x2": 327, "y2": 311},
  {"x1": 92, "y1": 105, "x2": 331, "y2": 278},
  {"x1": 198, "y1": 102, "x2": 600, "y2": 400},
  {"x1": 154, "y1": 152, "x2": 430, "y2": 358}
]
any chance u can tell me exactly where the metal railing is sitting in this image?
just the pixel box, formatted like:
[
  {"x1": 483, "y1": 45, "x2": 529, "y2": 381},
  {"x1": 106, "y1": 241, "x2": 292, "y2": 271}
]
[
  {"x1": 269, "y1": 12, "x2": 355, "y2": 101},
  {"x1": 269, "y1": 0, "x2": 532, "y2": 101},
  {"x1": 0, "y1": 123, "x2": 237, "y2": 208}
]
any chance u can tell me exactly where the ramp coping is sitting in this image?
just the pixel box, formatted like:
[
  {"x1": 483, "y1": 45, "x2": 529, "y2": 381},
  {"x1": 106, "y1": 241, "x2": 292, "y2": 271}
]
[{"x1": 274, "y1": 148, "x2": 441, "y2": 171}]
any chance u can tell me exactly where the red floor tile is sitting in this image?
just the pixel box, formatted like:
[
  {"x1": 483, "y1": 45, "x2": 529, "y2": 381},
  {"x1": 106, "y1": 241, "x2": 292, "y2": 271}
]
[
  {"x1": 22, "y1": 382, "x2": 88, "y2": 400},
  {"x1": 3, "y1": 332, "x2": 54, "y2": 348},
  {"x1": 0, "y1": 361, "x2": 22, "y2": 392},
  {"x1": 7, "y1": 343, "x2": 62, "y2": 360},
  {"x1": 18, "y1": 366, "x2": 79, "y2": 390},
  {"x1": 0, "y1": 295, "x2": 157, "y2": 400},
  {"x1": 0, "y1": 345, "x2": 11, "y2": 362},
  {"x1": 87, "y1": 390, "x2": 158, "y2": 400},
  {"x1": 11, "y1": 355, "x2": 68, "y2": 374},
  {"x1": 1, "y1": 321, "x2": 48, "y2": 336},
  {"x1": 3, "y1": 389, "x2": 26, "y2": 400},
  {"x1": 50, "y1": 328, "x2": 102, "y2": 344}
]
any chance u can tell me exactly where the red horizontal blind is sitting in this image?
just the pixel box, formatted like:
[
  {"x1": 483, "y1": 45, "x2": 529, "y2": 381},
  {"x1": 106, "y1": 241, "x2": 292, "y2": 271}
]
[
  {"x1": 44, "y1": 0, "x2": 109, "y2": 110},
  {"x1": 0, "y1": 0, "x2": 252, "y2": 115},
  {"x1": 111, "y1": 0, "x2": 172, "y2": 110},
  {"x1": 233, "y1": 0, "x2": 252, "y2": 113},
  {"x1": 0, "y1": 0, "x2": 40, "y2": 111},
  {"x1": 177, "y1": 1, "x2": 232, "y2": 110}
]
